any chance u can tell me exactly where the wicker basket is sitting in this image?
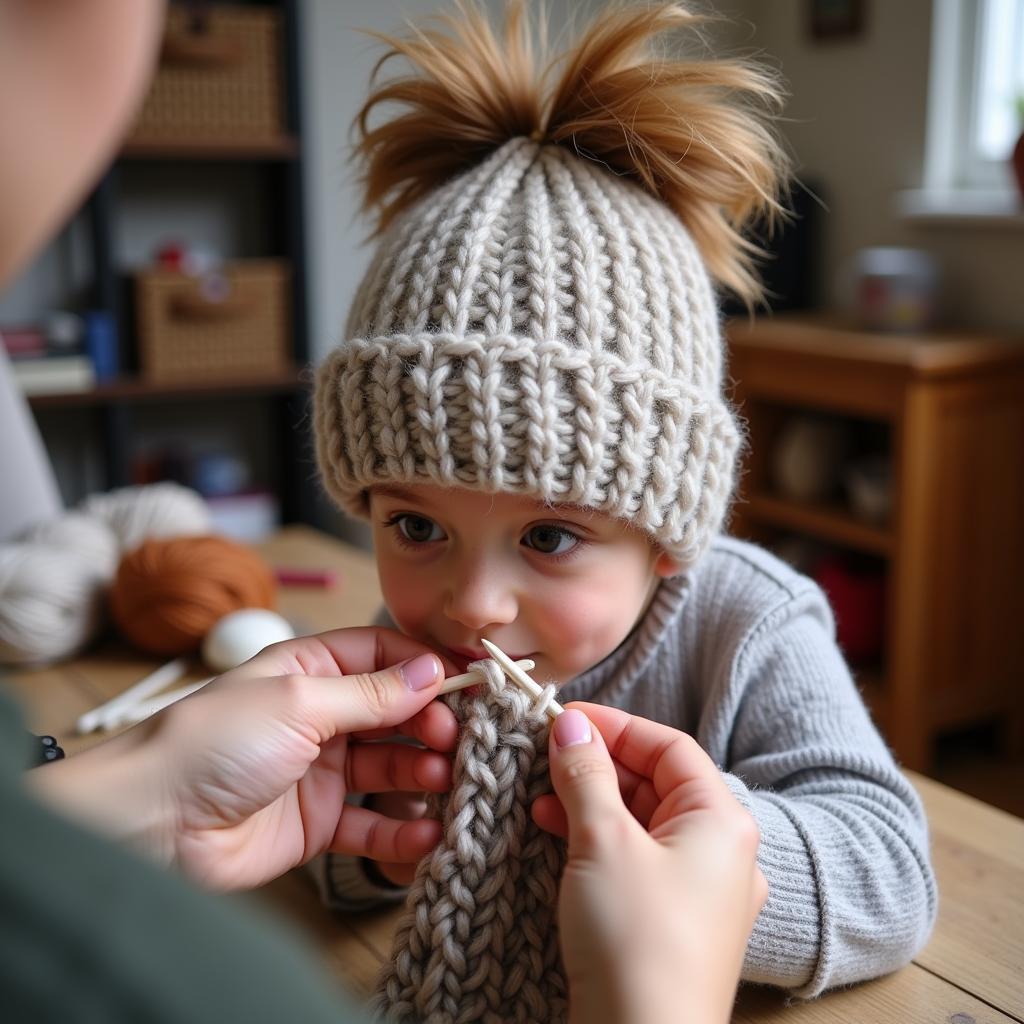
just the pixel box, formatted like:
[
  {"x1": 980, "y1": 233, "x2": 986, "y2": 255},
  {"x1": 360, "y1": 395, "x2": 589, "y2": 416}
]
[
  {"x1": 127, "y1": 4, "x2": 284, "y2": 143},
  {"x1": 136, "y1": 261, "x2": 290, "y2": 383}
]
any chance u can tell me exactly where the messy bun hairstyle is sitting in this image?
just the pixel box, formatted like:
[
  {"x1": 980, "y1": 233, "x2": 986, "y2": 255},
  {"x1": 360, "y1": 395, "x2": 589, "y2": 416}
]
[{"x1": 355, "y1": 0, "x2": 790, "y2": 304}]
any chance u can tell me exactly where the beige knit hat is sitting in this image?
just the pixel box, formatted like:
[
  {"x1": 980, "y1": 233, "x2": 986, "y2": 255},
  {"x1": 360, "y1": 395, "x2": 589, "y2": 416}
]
[{"x1": 314, "y1": 3, "x2": 788, "y2": 566}]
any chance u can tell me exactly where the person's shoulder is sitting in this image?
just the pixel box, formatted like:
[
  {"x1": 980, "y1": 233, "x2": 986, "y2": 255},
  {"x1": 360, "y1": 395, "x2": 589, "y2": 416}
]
[
  {"x1": 678, "y1": 538, "x2": 837, "y2": 670},
  {"x1": 689, "y1": 536, "x2": 825, "y2": 619}
]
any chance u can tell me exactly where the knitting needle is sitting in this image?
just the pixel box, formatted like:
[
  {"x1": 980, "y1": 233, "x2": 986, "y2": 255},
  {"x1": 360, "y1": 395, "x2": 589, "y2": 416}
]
[
  {"x1": 105, "y1": 660, "x2": 538, "y2": 722},
  {"x1": 98, "y1": 660, "x2": 527, "y2": 728},
  {"x1": 98, "y1": 660, "x2": 520, "y2": 729},
  {"x1": 80, "y1": 655, "x2": 533, "y2": 734},
  {"x1": 99, "y1": 677, "x2": 214, "y2": 730},
  {"x1": 480, "y1": 639, "x2": 562, "y2": 720},
  {"x1": 440, "y1": 658, "x2": 535, "y2": 694},
  {"x1": 76, "y1": 657, "x2": 190, "y2": 734}
]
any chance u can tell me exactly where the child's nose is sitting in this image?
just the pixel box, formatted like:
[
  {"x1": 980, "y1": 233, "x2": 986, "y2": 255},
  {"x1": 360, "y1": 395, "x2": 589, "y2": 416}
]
[{"x1": 443, "y1": 567, "x2": 518, "y2": 630}]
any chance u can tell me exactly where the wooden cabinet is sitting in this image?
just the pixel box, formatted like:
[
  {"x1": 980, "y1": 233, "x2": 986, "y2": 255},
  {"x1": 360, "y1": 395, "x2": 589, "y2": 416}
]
[{"x1": 727, "y1": 315, "x2": 1024, "y2": 770}]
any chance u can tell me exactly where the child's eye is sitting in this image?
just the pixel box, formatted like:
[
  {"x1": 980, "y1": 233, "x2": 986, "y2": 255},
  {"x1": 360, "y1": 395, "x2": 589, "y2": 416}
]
[
  {"x1": 391, "y1": 514, "x2": 444, "y2": 544},
  {"x1": 522, "y1": 524, "x2": 580, "y2": 556}
]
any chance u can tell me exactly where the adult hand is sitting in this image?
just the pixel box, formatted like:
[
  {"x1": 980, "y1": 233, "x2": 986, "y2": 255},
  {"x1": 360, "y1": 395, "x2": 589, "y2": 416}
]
[
  {"x1": 363, "y1": 790, "x2": 431, "y2": 886},
  {"x1": 30, "y1": 628, "x2": 458, "y2": 890},
  {"x1": 532, "y1": 703, "x2": 767, "y2": 1024}
]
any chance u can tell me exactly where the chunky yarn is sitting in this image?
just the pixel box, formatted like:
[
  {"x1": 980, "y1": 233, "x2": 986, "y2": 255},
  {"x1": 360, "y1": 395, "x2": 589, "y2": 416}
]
[
  {"x1": 81, "y1": 481, "x2": 210, "y2": 554},
  {"x1": 109, "y1": 534, "x2": 276, "y2": 656},
  {"x1": 0, "y1": 483, "x2": 212, "y2": 666},
  {"x1": 0, "y1": 515, "x2": 118, "y2": 665},
  {"x1": 373, "y1": 662, "x2": 567, "y2": 1024}
]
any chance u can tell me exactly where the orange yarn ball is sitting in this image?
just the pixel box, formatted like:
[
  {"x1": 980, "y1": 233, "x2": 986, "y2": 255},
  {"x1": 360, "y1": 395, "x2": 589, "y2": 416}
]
[{"x1": 110, "y1": 535, "x2": 276, "y2": 656}]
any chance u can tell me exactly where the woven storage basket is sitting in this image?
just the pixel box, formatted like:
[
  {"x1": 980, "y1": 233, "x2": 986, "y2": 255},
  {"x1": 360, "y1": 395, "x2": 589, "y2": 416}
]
[
  {"x1": 127, "y1": 4, "x2": 284, "y2": 142},
  {"x1": 136, "y1": 260, "x2": 290, "y2": 383}
]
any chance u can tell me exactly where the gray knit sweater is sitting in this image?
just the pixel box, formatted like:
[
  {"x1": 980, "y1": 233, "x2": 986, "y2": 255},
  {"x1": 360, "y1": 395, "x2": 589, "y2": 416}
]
[{"x1": 313, "y1": 536, "x2": 937, "y2": 999}]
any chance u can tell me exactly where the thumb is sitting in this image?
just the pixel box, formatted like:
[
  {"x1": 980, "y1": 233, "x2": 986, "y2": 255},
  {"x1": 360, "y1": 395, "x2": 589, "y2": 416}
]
[
  {"x1": 548, "y1": 709, "x2": 633, "y2": 851},
  {"x1": 320, "y1": 653, "x2": 445, "y2": 736}
]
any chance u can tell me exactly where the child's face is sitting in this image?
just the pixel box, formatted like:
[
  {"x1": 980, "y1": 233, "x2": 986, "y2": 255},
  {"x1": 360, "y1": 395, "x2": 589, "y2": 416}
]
[{"x1": 369, "y1": 483, "x2": 679, "y2": 686}]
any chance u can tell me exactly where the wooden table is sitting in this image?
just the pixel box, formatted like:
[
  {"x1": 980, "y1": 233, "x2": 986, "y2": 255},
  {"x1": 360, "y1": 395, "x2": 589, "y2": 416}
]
[{"x1": 4, "y1": 526, "x2": 1022, "y2": 1022}]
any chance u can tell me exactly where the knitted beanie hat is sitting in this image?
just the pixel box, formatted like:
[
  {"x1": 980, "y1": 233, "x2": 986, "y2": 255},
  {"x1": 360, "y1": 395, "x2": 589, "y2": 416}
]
[{"x1": 315, "y1": 2, "x2": 788, "y2": 567}]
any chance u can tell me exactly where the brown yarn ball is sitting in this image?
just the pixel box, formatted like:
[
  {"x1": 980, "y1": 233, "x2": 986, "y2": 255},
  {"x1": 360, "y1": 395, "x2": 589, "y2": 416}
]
[{"x1": 110, "y1": 535, "x2": 276, "y2": 656}]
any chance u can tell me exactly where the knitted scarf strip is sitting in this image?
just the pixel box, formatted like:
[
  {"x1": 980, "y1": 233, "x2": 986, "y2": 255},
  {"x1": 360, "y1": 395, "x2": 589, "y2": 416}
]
[{"x1": 372, "y1": 662, "x2": 568, "y2": 1024}]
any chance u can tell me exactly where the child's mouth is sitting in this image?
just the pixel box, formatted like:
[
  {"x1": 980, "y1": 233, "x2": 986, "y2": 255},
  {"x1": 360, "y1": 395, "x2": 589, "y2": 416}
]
[{"x1": 443, "y1": 645, "x2": 533, "y2": 674}]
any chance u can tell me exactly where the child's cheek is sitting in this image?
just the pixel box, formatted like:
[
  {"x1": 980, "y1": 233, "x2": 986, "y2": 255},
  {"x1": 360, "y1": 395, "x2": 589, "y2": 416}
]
[
  {"x1": 537, "y1": 587, "x2": 630, "y2": 675},
  {"x1": 377, "y1": 563, "x2": 431, "y2": 637}
]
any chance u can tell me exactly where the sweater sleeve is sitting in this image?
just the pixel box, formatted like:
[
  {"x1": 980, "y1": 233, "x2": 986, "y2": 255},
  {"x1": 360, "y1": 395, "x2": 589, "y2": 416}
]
[
  {"x1": 703, "y1": 581, "x2": 937, "y2": 998},
  {"x1": 309, "y1": 847, "x2": 408, "y2": 913}
]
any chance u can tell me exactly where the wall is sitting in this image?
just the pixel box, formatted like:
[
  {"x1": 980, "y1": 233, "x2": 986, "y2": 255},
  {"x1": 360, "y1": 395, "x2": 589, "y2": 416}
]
[{"x1": 720, "y1": 0, "x2": 1023, "y2": 329}]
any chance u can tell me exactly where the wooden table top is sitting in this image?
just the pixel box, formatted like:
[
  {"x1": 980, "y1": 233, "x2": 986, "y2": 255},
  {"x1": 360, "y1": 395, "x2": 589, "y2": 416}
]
[{"x1": 4, "y1": 525, "x2": 1022, "y2": 1022}]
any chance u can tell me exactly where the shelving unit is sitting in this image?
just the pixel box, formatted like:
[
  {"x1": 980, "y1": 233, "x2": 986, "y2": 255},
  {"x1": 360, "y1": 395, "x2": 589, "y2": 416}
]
[
  {"x1": 26, "y1": 0, "x2": 316, "y2": 526},
  {"x1": 26, "y1": 368, "x2": 303, "y2": 410},
  {"x1": 727, "y1": 314, "x2": 1024, "y2": 770},
  {"x1": 742, "y1": 493, "x2": 893, "y2": 556},
  {"x1": 121, "y1": 138, "x2": 300, "y2": 160}
]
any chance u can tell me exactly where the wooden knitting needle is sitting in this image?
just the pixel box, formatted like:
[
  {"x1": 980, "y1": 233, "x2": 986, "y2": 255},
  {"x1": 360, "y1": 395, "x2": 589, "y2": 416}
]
[
  {"x1": 480, "y1": 639, "x2": 562, "y2": 720},
  {"x1": 440, "y1": 659, "x2": 535, "y2": 694},
  {"x1": 79, "y1": 656, "x2": 535, "y2": 733},
  {"x1": 76, "y1": 657, "x2": 190, "y2": 734},
  {"x1": 98, "y1": 659, "x2": 522, "y2": 731},
  {"x1": 100, "y1": 677, "x2": 214, "y2": 730}
]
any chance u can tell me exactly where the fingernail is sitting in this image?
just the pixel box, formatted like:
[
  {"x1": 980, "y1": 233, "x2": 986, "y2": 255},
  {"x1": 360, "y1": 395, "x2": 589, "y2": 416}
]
[
  {"x1": 400, "y1": 654, "x2": 440, "y2": 691},
  {"x1": 553, "y1": 708, "x2": 592, "y2": 748}
]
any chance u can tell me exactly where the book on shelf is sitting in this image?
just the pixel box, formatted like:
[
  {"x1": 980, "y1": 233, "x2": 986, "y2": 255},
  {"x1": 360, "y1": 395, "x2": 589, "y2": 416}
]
[
  {"x1": 0, "y1": 325, "x2": 48, "y2": 359},
  {"x1": 8, "y1": 354, "x2": 96, "y2": 395},
  {"x1": 2, "y1": 317, "x2": 103, "y2": 396}
]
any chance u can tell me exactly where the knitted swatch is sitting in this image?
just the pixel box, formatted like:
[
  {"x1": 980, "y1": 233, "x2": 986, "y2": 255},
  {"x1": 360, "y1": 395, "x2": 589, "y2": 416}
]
[{"x1": 372, "y1": 662, "x2": 567, "y2": 1024}]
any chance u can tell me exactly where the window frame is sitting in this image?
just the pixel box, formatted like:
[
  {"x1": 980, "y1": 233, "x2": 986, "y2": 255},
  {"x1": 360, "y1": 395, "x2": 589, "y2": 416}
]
[{"x1": 925, "y1": 0, "x2": 1022, "y2": 194}]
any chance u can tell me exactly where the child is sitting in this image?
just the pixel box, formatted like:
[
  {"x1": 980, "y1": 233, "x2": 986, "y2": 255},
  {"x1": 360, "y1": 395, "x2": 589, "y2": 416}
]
[{"x1": 312, "y1": 1, "x2": 936, "y2": 999}]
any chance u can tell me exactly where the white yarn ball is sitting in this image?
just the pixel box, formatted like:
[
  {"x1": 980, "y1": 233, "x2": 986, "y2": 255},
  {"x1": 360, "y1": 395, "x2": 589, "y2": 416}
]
[
  {"x1": 201, "y1": 608, "x2": 295, "y2": 671},
  {"x1": 0, "y1": 543, "x2": 111, "y2": 665},
  {"x1": 80, "y1": 482, "x2": 210, "y2": 554},
  {"x1": 0, "y1": 484, "x2": 212, "y2": 666},
  {"x1": 21, "y1": 512, "x2": 119, "y2": 578}
]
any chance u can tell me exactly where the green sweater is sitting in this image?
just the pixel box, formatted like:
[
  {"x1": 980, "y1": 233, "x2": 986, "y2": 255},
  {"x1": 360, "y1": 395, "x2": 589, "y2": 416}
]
[{"x1": 0, "y1": 688, "x2": 365, "y2": 1024}]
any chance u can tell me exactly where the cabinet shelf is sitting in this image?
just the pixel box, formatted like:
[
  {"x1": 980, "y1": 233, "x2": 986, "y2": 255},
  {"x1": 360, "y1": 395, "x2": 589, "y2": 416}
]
[
  {"x1": 121, "y1": 136, "x2": 299, "y2": 161},
  {"x1": 27, "y1": 368, "x2": 306, "y2": 408},
  {"x1": 743, "y1": 492, "x2": 893, "y2": 556},
  {"x1": 728, "y1": 315, "x2": 1024, "y2": 770}
]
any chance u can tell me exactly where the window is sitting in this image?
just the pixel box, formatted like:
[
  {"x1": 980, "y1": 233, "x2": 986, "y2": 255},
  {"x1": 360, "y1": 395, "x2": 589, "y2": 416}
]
[
  {"x1": 924, "y1": 0, "x2": 1024, "y2": 194},
  {"x1": 969, "y1": 0, "x2": 1024, "y2": 181}
]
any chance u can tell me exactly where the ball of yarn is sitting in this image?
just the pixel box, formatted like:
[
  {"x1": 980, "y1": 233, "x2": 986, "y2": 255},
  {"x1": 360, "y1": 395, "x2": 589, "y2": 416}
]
[
  {"x1": 81, "y1": 482, "x2": 210, "y2": 554},
  {"x1": 21, "y1": 512, "x2": 120, "y2": 577},
  {"x1": 110, "y1": 535, "x2": 276, "y2": 656},
  {"x1": 0, "y1": 517, "x2": 117, "y2": 665},
  {"x1": 0, "y1": 485, "x2": 214, "y2": 667},
  {"x1": 201, "y1": 608, "x2": 296, "y2": 671}
]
